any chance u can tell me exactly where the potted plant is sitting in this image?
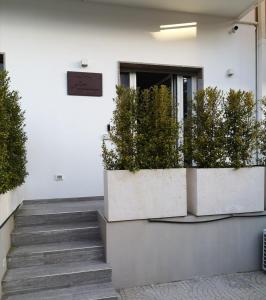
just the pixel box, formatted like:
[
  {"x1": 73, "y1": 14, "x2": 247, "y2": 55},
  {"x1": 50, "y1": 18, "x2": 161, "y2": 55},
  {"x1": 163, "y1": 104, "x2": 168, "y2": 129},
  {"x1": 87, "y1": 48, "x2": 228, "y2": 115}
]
[
  {"x1": 103, "y1": 85, "x2": 187, "y2": 221},
  {"x1": 0, "y1": 71, "x2": 27, "y2": 224},
  {"x1": 185, "y1": 87, "x2": 264, "y2": 216}
]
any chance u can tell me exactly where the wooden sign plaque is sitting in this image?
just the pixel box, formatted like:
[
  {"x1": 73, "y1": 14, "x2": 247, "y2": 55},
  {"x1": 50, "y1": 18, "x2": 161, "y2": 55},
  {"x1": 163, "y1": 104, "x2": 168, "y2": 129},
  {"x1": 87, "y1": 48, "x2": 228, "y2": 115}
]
[{"x1": 67, "y1": 71, "x2": 102, "y2": 97}]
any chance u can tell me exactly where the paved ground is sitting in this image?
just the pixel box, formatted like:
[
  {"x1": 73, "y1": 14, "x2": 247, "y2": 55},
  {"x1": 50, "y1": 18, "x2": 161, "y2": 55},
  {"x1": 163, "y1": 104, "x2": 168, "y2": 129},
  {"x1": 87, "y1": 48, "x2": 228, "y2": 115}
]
[{"x1": 119, "y1": 271, "x2": 266, "y2": 300}]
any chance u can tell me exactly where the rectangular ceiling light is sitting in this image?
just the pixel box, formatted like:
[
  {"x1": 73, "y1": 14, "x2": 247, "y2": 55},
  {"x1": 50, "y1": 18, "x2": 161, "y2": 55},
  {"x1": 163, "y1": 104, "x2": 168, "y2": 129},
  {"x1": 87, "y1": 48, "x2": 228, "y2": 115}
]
[{"x1": 160, "y1": 22, "x2": 197, "y2": 30}]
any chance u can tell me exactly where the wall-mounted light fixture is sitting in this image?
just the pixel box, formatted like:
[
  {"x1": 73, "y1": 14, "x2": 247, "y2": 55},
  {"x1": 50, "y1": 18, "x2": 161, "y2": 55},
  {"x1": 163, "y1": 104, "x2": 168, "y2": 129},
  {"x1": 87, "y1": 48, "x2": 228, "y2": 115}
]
[
  {"x1": 160, "y1": 22, "x2": 197, "y2": 30},
  {"x1": 81, "y1": 59, "x2": 88, "y2": 68},
  {"x1": 226, "y1": 69, "x2": 235, "y2": 77},
  {"x1": 151, "y1": 22, "x2": 197, "y2": 41}
]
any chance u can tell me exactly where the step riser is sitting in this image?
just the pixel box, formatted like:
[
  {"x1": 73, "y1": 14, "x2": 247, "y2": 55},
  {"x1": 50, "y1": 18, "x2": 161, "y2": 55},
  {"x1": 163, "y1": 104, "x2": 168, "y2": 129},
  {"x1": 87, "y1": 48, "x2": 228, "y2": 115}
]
[
  {"x1": 3, "y1": 269, "x2": 112, "y2": 296},
  {"x1": 23, "y1": 197, "x2": 103, "y2": 205},
  {"x1": 2, "y1": 284, "x2": 118, "y2": 300},
  {"x1": 2, "y1": 295, "x2": 118, "y2": 300},
  {"x1": 12, "y1": 228, "x2": 101, "y2": 246},
  {"x1": 29, "y1": 296, "x2": 118, "y2": 300},
  {"x1": 8, "y1": 247, "x2": 105, "y2": 269},
  {"x1": 15, "y1": 211, "x2": 97, "y2": 227}
]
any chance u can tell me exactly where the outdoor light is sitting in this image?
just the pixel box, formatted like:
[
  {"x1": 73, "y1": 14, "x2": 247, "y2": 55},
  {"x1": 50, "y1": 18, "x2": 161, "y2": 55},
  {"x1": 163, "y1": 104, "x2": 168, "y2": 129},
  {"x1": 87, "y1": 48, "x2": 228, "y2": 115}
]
[
  {"x1": 160, "y1": 22, "x2": 197, "y2": 30},
  {"x1": 81, "y1": 59, "x2": 88, "y2": 68},
  {"x1": 227, "y1": 69, "x2": 234, "y2": 77},
  {"x1": 151, "y1": 22, "x2": 197, "y2": 41}
]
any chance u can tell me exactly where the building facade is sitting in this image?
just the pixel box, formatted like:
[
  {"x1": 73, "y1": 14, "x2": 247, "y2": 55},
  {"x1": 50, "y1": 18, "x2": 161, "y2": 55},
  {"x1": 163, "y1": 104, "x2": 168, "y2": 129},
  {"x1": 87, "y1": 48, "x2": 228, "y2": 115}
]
[{"x1": 0, "y1": 0, "x2": 265, "y2": 201}]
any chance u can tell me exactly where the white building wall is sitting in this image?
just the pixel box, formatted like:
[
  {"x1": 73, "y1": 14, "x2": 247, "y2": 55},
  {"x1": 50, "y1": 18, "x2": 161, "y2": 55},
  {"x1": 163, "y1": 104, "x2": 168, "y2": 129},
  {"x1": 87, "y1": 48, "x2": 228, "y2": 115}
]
[
  {"x1": 0, "y1": 0, "x2": 256, "y2": 200},
  {"x1": 263, "y1": 39, "x2": 266, "y2": 97},
  {"x1": 259, "y1": 0, "x2": 266, "y2": 97}
]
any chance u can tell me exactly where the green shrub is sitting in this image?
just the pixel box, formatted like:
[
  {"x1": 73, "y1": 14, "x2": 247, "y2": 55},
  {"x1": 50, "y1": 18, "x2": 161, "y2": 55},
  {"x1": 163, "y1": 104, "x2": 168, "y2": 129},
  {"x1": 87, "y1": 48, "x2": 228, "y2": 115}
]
[
  {"x1": 136, "y1": 86, "x2": 181, "y2": 169},
  {"x1": 184, "y1": 87, "x2": 259, "y2": 168},
  {"x1": 0, "y1": 71, "x2": 27, "y2": 194},
  {"x1": 103, "y1": 85, "x2": 181, "y2": 171},
  {"x1": 103, "y1": 86, "x2": 138, "y2": 171},
  {"x1": 259, "y1": 97, "x2": 266, "y2": 165},
  {"x1": 224, "y1": 90, "x2": 258, "y2": 168},
  {"x1": 184, "y1": 87, "x2": 227, "y2": 168}
]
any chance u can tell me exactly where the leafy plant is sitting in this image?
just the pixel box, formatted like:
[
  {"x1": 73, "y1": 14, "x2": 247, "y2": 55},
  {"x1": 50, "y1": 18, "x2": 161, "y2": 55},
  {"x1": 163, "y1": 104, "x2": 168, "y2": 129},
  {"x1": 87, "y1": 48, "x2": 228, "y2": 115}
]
[
  {"x1": 0, "y1": 71, "x2": 27, "y2": 194},
  {"x1": 103, "y1": 86, "x2": 138, "y2": 171},
  {"x1": 184, "y1": 87, "x2": 259, "y2": 168},
  {"x1": 136, "y1": 86, "x2": 181, "y2": 169},
  {"x1": 103, "y1": 85, "x2": 181, "y2": 171},
  {"x1": 184, "y1": 87, "x2": 227, "y2": 168},
  {"x1": 224, "y1": 90, "x2": 258, "y2": 168}
]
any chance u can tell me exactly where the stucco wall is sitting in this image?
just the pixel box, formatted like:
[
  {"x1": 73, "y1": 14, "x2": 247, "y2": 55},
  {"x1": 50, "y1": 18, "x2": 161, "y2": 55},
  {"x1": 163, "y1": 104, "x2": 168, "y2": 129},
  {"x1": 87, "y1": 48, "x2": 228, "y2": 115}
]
[
  {"x1": 103, "y1": 215, "x2": 266, "y2": 289},
  {"x1": 0, "y1": 0, "x2": 256, "y2": 199},
  {"x1": 262, "y1": 39, "x2": 266, "y2": 97},
  {"x1": 258, "y1": 0, "x2": 266, "y2": 99}
]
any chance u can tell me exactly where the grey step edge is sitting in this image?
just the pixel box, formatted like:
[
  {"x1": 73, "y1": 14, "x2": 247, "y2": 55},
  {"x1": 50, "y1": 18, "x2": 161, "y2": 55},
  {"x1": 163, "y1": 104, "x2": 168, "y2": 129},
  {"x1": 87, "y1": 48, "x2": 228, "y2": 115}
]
[
  {"x1": 2, "y1": 282, "x2": 118, "y2": 300},
  {"x1": 23, "y1": 196, "x2": 104, "y2": 205},
  {"x1": 2, "y1": 261, "x2": 112, "y2": 296},
  {"x1": 8, "y1": 241, "x2": 104, "y2": 268},
  {"x1": 11, "y1": 223, "x2": 101, "y2": 246},
  {"x1": 15, "y1": 210, "x2": 98, "y2": 226}
]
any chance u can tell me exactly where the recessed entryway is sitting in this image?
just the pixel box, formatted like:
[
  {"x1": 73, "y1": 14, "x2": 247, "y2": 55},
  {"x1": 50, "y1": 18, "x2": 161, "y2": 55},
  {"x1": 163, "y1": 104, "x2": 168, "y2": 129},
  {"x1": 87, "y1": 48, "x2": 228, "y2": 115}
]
[{"x1": 119, "y1": 62, "x2": 203, "y2": 123}]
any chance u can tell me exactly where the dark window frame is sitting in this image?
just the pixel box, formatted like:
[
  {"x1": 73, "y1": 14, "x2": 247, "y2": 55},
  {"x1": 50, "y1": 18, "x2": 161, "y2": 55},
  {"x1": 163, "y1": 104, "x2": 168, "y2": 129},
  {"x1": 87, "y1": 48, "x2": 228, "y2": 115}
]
[
  {"x1": 119, "y1": 61, "x2": 203, "y2": 88},
  {"x1": 0, "y1": 53, "x2": 5, "y2": 71}
]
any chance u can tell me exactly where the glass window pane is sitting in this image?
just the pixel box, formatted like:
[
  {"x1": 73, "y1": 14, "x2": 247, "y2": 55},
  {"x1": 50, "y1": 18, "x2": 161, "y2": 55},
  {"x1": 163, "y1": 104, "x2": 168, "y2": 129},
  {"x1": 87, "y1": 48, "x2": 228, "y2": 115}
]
[
  {"x1": 120, "y1": 72, "x2": 130, "y2": 88},
  {"x1": 0, "y1": 54, "x2": 4, "y2": 70},
  {"x1": 183, "y1": 77, "x2": 192, "y2": 119}
]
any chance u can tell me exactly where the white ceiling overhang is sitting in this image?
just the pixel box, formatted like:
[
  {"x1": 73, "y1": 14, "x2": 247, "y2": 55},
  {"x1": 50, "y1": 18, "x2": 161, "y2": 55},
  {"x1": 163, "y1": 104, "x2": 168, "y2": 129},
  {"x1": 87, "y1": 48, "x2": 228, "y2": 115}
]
[{"x1": 87, "y1": 0, "x2": 260, "y2": 19}]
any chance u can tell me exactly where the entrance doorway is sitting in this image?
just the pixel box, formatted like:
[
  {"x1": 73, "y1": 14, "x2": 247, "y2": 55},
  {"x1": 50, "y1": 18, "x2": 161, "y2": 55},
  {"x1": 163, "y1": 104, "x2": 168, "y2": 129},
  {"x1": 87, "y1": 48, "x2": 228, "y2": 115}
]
[{"x1": 119, "y1": 62, "x2": 203, "y2": 124}]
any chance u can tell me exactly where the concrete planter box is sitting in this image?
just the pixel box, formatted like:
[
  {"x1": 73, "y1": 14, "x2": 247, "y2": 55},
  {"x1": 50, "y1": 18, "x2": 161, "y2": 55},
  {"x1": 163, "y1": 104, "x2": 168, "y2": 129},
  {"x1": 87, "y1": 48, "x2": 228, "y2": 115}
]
[
  {"x1": 187, "y1": 167, "x2": 265, "y2": 216},
  {"x1": 0, "y1": 187, "x2": 24, "y2": 226},
  {"x1": 104, "y1": 169, "x2": 187, "y2": 221}
]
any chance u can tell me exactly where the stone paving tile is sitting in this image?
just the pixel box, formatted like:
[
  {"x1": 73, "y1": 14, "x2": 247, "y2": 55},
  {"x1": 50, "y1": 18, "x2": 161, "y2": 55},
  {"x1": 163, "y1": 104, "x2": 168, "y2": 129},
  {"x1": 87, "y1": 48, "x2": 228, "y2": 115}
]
[{"x1": 119, "y1": 272, "x2": 266, "y2": 300}]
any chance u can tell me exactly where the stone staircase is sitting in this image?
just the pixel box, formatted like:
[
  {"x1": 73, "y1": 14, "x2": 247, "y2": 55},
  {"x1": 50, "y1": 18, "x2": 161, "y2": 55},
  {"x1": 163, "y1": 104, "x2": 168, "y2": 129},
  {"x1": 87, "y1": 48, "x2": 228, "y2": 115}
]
[{"x1": 1, "y1": 197, "x2": 118, "y2": 300}]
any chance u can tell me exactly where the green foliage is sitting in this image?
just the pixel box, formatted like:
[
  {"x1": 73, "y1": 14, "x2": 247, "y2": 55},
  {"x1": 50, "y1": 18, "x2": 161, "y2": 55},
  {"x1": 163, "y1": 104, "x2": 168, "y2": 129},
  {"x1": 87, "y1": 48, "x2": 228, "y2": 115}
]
[
  {"x1": 184, "y1": 87, "x2": 259, "y2": 168},
  {"x1": 0, "y1": 71, "x2": 27, "y2": 194},
  {"x1": 224, "y1": 90, "x2": 258, "y2": 168},
  {"x1": 103, "y1": 85, "x2": 181, "y2": 171},
  {"x1": 136, "y1": 86, "x2": 181, "y2": 169},
  {"x1": 259, "y1": 97, "x2": 266, "y2": 165},
  {"x1": 103, "y1": 87, "x2": 138, "y2": 171},
  {"x1": 184, "y1": 87, "x2": 227, "y2": 168}
]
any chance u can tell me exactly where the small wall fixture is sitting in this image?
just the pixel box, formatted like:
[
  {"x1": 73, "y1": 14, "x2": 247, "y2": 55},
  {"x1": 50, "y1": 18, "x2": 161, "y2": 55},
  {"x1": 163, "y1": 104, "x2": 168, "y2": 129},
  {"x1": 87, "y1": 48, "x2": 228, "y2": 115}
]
[
  {"x1": 81, "y1": 59, "x2": 88, "y2": 68},
  {"x1": 226, "y1": 69, "x2": 234, "y2": 77},
  {"x1": 55, "y1": 174, "x2": 64, "y2": 181},
  {"x1": 229, "y1": 25, "x2": 239, "y2": 34}
]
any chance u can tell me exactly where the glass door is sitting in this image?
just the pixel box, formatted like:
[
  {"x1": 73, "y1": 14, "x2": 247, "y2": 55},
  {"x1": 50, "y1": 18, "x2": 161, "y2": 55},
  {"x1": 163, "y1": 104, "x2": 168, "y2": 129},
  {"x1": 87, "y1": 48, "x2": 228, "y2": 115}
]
[{"x1": 119, "y1": 71, "x2": 198, "y2": 150}]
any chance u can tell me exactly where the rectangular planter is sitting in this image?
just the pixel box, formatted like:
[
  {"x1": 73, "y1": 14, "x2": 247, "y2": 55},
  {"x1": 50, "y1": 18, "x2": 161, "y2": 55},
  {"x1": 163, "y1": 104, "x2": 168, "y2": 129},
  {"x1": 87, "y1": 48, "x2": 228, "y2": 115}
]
[
  {"x1": 187, "y1": 167, "x2": 265, "y2": 216},
  {"x1": 104, "y1": 169, "x2": 187, "y2": 221},
  {"x1": 0, "y1": 187, "x2": 24, "y2": 227}
]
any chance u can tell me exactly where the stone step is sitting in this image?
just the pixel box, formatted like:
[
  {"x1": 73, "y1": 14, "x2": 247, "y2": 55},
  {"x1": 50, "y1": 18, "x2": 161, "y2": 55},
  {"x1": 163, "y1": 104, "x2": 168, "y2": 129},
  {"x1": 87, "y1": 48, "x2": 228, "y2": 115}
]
[
  {"x1": 2, "y1": 282, "x2": 118, "y2": 300},
  {"x1": 2, "y1": 261, "x2": 112, "y2": 296},
  {"x1": 8, "y1": 240, "x2": 104, "y2": 268},
  {"x1": 11, "y1": 222, "x2": 101, "y2": 246},
  {"x1": 22, "y1": 196, "x2": 103, "y2": 205},
  {"x1": 15, "y1": 210, "x2": 98, "y2": 226}
]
